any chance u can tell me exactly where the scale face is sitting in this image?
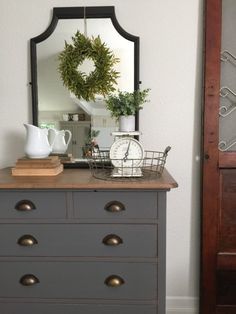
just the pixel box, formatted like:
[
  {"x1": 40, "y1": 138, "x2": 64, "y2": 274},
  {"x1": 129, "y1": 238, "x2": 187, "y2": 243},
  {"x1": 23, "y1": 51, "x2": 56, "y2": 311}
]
[{"x1": 109, "y1": 137, "x2": 144, "y2": 177}]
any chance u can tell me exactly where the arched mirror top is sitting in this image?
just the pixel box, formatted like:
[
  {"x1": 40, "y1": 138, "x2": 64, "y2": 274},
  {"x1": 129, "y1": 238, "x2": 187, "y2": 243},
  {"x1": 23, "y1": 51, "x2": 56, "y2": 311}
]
[
  {"x1": 30, "y1": 6, "x2": 140, "y2": 167},
  {"x1": 31, "y1": 7, "x2": 139, "y2": 45}
]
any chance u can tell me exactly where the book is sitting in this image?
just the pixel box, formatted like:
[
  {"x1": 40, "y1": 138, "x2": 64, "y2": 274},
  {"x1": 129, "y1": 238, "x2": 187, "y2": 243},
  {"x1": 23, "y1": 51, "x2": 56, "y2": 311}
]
[
  {"x1": 49, "y1": 153, "x2": 73, "y2": 163},
  {"x1": 17, "y1": 156, "x2": 59, "y2": 163},
  {"x1": 50, "y1": 153, "x2": 72, "y2": 158},
  {"x1": 15, "y1": 156, "x2": 60, "y2": 168},
  {"x1": 15, "y1": 160, "x2": 61, "y2": 169},
  {"x1": 11, "y1": 164, "x2": 63, "y2": 176}
]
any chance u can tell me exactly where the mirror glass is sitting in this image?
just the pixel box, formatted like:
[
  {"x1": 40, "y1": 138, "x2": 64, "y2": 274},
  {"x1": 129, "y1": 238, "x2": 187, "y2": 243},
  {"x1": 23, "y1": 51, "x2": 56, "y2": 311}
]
[{"x1": 31, "y1": 7, "x2": 139, "y2": 167}]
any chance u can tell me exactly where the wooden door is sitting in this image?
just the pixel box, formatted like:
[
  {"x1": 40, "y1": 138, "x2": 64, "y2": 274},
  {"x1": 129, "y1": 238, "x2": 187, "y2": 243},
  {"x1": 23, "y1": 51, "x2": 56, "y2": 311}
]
[{"x1": 202, "y1": 0, "x2": 236, "y2": 313}]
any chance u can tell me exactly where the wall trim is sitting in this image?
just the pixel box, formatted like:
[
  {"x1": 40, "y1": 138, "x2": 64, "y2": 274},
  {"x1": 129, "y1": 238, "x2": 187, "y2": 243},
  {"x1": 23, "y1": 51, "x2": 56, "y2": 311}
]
[{"x1": 166, "y1": 297, "x2": 199, "y2": 314}]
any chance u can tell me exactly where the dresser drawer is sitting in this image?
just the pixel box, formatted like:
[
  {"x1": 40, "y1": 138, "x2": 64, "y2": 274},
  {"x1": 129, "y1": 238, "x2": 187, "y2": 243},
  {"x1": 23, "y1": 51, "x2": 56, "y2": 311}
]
[
  {"x1": 0, "y1": 303, "x2": 157, "y2": 314},
  {"x1": 0, "y1": 191, "x2": 66, "y2": 219},
  {"x1": 0, "y1": 261, "x2": 157, "y2": 300},
  {"x1": 74, "y1": 191, "x2": 157, "y2": 219},
  {"x1": 0, "y1": 224, "x2": 157, "y2": 257}
]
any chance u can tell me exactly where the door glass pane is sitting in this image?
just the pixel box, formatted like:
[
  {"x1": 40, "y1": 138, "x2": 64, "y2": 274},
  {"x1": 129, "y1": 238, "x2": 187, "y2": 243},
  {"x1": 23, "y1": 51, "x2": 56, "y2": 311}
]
[{"x1": 219, "y1": 0, "x2": 236, "y2": 152}]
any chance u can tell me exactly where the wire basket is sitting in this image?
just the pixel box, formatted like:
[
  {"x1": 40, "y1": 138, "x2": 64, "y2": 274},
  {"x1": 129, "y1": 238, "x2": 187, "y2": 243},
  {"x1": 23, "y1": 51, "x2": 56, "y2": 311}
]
[{"x1": 87, "y1": 146, "x2": 171, "y2": 181}]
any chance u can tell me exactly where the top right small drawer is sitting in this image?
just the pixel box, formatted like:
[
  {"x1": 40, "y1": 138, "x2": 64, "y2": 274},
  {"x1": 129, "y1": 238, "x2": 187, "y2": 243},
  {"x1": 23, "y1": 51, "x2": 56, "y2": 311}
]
[{"x1": 73, "y1": 191, "x2": 158, "y2": 219}]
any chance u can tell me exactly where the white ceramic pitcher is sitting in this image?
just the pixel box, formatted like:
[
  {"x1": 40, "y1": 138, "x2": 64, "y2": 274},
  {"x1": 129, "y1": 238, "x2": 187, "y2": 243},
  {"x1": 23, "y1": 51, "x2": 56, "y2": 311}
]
[
  {"x1": 49, "y1": 129, "x2": 72, "y2": 154},
  {"x1": 24, "y1": 124, "x2": 56, "y2": 158}
]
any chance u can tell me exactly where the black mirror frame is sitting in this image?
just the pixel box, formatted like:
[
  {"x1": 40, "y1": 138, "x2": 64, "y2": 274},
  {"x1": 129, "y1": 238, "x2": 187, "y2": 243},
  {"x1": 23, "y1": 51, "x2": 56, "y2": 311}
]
[{"x1": 30, "y1": 6, "x2": 140, "y2": 168}]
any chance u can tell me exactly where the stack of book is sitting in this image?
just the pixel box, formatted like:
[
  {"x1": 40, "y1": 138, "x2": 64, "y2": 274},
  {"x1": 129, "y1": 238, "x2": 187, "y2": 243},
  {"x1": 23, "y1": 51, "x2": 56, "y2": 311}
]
[{"x1": 11, "y1": 156, "x2": 63, "y2": 176}]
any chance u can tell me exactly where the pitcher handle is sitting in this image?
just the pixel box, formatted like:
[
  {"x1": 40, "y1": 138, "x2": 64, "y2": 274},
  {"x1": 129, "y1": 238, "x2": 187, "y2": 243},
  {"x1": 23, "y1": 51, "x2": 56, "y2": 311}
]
[
  {"x1": 64, "y1": 130, "x2": 72, "y2": 146},
  {"x1": 48, "y1": 128, "x2": 57, "y2": 148}
]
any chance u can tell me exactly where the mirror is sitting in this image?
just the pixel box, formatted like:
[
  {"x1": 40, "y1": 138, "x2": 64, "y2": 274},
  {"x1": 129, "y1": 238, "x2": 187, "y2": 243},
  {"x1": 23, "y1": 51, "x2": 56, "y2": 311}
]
[{"x1": 30, "y1": 6, "x2": 140, "y2": 167}]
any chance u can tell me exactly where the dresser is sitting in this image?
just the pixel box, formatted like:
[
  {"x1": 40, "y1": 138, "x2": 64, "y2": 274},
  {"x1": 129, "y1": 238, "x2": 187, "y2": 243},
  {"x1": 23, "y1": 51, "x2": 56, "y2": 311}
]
[{"x1": 0, "y1": 168, "x2": 177, "y2": 314}]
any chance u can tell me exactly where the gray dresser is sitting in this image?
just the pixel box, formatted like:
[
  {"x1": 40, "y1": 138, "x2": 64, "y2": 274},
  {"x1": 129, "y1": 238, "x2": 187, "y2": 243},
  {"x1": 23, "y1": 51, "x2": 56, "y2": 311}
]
[{"x1": 0, "y1": 168, "x2": 177, "y2": 314}]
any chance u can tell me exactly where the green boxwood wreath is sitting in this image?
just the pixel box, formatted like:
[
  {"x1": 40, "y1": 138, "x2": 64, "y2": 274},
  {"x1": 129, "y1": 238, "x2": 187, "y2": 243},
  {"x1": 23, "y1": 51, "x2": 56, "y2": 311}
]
[{"x1": 58, "y1": 31, "x2": 120, "y2": 102}]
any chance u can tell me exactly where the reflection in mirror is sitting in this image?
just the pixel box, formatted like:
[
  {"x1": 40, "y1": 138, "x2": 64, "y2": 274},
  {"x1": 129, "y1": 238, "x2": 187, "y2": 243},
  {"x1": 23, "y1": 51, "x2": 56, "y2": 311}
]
[{"x1": 31, "y1": 7, "x2": 139, "y2": 166}]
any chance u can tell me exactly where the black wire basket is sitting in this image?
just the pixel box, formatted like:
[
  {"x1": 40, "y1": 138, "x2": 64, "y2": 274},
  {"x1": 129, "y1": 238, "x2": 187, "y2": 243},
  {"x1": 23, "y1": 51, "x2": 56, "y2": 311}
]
[{"x1": 87, "y1": 146, "x2": 171, "y2": 181}]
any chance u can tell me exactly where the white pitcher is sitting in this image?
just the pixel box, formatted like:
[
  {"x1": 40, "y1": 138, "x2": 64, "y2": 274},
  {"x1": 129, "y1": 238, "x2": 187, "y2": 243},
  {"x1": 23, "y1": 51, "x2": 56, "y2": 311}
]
[
  {"x1": 49, "y1": 129, "x2": 72, "y2": 154},
  {"x1": 24, "y1": 124, "x2": 56, "y2": 158}
]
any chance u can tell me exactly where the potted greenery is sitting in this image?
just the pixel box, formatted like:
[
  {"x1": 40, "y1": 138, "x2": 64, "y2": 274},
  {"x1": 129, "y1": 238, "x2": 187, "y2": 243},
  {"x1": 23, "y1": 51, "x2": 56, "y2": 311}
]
[
  {"x1": 82, "y1": 129, "x2": 100, "y2": 157},
  {"x1": 105, "y1": 89, "x2": 150, "y2": 131}
]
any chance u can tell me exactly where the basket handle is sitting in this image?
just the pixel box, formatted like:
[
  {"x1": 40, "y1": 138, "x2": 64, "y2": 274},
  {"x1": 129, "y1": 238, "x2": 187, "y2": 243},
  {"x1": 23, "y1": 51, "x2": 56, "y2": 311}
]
[{"x1": 163, "y1": 146, "x2": 171, "y2": 156}]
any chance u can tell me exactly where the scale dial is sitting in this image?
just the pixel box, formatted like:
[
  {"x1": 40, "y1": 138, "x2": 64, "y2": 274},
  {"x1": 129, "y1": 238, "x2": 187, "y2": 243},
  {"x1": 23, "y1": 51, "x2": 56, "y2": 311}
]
[{"x1": 109, "y1": 137, "x2": 144, "y2": 168}]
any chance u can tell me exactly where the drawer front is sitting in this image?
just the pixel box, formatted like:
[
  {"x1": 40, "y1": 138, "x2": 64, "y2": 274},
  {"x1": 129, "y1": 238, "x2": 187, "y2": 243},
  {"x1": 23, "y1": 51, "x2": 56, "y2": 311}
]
[
  {"x1": 0, "y1": 224, "x2": 157, "y2": 257},
  {"x1": 74, "y1": 191, "x2": 157, "y2": 219},
  {"x1": 0, "y1": 303, "x2": 157, "y2": 314},
  {"x1": 0, "y1": 261, "x2": 157, "y2": 300},
  {"x1": 0, "y1": 191, "x2": 66, "y2": 219}
]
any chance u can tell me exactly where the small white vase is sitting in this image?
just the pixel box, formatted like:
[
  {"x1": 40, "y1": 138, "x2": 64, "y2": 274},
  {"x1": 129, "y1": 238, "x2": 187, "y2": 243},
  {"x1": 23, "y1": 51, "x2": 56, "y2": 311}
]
[
  {"x1": 49, "y1": 129, "x2": 72, "y2": 154},
  {"x1": 119, "y1": 115, "x2": 135, "y2": 132},
  {"x1": 24, "y1": 124, "x2": 56, "y2": 158}
]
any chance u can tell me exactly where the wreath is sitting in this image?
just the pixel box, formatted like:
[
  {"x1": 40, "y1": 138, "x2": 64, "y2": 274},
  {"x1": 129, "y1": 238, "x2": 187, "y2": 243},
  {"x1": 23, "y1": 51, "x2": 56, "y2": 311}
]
[{"x1": 58, "y1": 31, "x2": 120, "y2": 101}]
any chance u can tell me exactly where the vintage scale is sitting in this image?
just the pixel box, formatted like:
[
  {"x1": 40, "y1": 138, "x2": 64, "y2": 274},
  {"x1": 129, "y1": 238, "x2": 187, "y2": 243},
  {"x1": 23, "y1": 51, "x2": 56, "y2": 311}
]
[{"x1": 109, "y1": 131, "x2": 144, "y2": 177}]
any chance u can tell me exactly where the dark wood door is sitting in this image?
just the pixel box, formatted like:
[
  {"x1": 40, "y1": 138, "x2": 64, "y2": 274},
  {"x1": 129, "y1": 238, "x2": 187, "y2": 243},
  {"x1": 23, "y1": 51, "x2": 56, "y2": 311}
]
[{"x1": 202, "y1": 0, "x2": 236, "y2": 313}]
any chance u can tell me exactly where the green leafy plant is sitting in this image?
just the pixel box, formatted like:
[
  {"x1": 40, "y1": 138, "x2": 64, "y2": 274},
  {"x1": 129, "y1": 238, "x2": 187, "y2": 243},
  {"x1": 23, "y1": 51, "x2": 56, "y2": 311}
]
[
  {"x1": 105, "y1": 89, "x2": 150, "y2": 119},
  {"x1": 83, "y1": 129, "x2": 100, "y2": 158},
  {"x1": 85, "y1": 129, "x2": 100, "y2": 146},
  {"x1": 58, "y1": 31, "x2": 120, "y2": 101}
]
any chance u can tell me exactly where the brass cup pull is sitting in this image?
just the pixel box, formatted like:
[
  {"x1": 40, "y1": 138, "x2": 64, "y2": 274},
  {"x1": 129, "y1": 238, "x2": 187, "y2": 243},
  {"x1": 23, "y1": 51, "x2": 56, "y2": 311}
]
[
  {"x1": 15, "y1": 200, "x2": 36, "y2": 212},
  {"x1": 104, "y1": 201, "x2": 125, "y2": 213},
  {"x1": 102, "y1": 234, "x2": 123, "y2": 246},
  {"x1": 105, "y1": 275, "x2": 125, "y2": 287},
  {"x1": 17, "y1": 235, "x2": 38, "y2": 246},
  {"x1": 20, "y1": 274, "x2": 40, "y2": 286}
]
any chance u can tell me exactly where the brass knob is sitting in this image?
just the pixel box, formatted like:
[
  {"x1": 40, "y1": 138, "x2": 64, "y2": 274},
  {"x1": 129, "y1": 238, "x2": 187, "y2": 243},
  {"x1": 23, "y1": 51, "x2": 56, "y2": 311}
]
[
  {"x1": 15, "y1": 200, "x2": 36, "y2": 212},
  {"x1": 104, "y1": 201, "x2": 125, "y2": 213},
  {"x1": 102, "y1": 234, "x2": 123, "y2": 246},
  {"x1": 105, "y1": 275, "x2": 125, "y2": 287},
  {"x1": 17, "y1": 235, "x2": 38, "y2": 246},
  {"x1": 20, "y1": 274, "x2": 39, "y2": 286}
]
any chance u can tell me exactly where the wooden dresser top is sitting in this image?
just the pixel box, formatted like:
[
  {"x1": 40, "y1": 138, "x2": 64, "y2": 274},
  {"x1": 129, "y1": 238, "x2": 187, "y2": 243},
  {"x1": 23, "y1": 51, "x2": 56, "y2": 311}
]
[{"x1": 0, "y1": 168, "x2": 178, "y2": 190}]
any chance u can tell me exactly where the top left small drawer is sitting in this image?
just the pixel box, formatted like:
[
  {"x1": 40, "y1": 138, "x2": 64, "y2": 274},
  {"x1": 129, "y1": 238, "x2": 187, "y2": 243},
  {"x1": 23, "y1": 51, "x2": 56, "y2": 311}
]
[{"x1": 0, "y1": 191, "x2": 67, "y2": 219}]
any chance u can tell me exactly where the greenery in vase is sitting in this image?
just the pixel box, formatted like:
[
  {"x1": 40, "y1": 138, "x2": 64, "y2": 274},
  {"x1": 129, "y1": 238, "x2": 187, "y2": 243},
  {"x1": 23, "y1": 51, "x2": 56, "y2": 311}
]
[
  {"x1": 84, "y1": 129, "x2": 100, "y2": 148},
  {"x1": 83, "y1": 129, "x2": 100, "y2": 157},
  {"x1": 105, "y1": 89, "x2": 150, "y2": 119}
]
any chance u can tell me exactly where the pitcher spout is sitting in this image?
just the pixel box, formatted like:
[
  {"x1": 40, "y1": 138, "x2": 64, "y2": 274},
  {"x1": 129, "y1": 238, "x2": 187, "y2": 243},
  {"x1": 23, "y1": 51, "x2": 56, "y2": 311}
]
[{"x1": 23, "y1": 123, "x2": 40, "y2": 129}]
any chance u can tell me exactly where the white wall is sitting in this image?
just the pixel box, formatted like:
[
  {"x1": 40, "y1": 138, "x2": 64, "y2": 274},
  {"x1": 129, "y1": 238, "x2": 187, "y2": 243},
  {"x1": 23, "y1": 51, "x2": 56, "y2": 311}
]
[{"x1": 0, "y1": 0, "x2": 203, "y2": 313}]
